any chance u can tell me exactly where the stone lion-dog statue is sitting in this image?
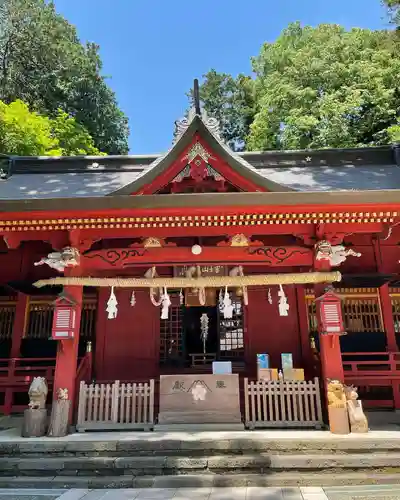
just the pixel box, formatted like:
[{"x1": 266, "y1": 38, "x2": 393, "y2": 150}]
[
  {"x1": 28, "y1": 377, "x2": 48, "y2": 410},
  {"x1": 344, "y1": 384, "x2": 369, "y2": 433}
]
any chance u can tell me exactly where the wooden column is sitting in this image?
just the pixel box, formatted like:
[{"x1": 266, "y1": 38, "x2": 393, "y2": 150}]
[
  {"x1": 314, "y1": 260, "x2": 344, "y2": 383},
  {"x1": 10, "y1": 293, "x2": 28, "y2": 358},
  {"x1": 295, "y1": 285, "x2": 313, "y2": 378},
  {"x1": 379, "y1": 284, "x2": 397, "y2": 351},
  {"x1": 4, "y1": 293, "x2": 28, "y2": 414},
  {"x1": 52, "y1": 283, "x2": 83, "y2": 424},
  {"x1": 372, "y1": 238, "x2": 397, "y2": 351}
]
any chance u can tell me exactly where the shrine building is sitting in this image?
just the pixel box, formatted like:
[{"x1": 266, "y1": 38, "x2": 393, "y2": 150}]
[{"x1": 0, "y1": 87, "x2": 400, "y2": 425}]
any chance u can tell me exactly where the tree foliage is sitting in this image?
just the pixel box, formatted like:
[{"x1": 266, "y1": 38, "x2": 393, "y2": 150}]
[
  {"x1": 197, "y1": 23, "x2": 400, "y2": 151},
  {"x1": 384, "y1": 0, "x2": 400, "y2": 26},
  {"x1": 0, "y1": 100, "x2": 103, "y2": 156},
  {"x1": 190, "y1": 70, "x2": 255, "y2": 151},
  {"x1": 0, "y1": 0, "x2": 129, "y2": 154}
]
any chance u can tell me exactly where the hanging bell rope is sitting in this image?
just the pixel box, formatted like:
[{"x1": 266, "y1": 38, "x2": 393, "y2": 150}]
[{"x1": 34, "y1": 271, "x2": 341, "y2": 289}]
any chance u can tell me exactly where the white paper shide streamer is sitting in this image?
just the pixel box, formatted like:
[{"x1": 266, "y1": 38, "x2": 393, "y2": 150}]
[
  {"x1": 200, "y1": 313, "x2": 209, "y2": 355},
  {"x1": 223, "y1": 286, "x2": 234, "y2": 319},
  {"x1": 130, "y1": 291, "x2": 136, "y2": 307},
  {"x1": 106, "y1": 286, "x2": 118, "y2": 319},
  {"x1": 160, "y1": 287, "x2": 171, "y2": 320},
  {"x1": 268, "y1": 288, "x2": 272, "y2": 305},
  {"x1": 278, "y1": 284, "x2": 289, "y2": 316}
]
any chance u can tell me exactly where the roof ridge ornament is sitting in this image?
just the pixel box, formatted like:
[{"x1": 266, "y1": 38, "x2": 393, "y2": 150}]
[{"x1": 172, "y1": 79, "x2": 222, "y2": 144}]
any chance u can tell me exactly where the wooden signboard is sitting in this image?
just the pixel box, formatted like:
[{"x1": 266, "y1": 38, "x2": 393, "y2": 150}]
[
  {"x1": 185, "y1": 288, "x2": 216, "y2": 307},
  {"x1": 174, "y1": 265, "x2": 227, "y2": 277}
]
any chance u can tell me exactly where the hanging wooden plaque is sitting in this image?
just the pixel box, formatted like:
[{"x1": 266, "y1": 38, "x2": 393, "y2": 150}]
[
  {"x1": 174, "y1": 265, "x2": 227, "y2": 278},
  {"x1": 185, "y1": 288, "x2": 217, "y2": 307}
]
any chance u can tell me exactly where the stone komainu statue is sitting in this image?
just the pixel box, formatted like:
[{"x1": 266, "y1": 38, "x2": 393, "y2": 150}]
[
  {"x1": 28, "y1": 377, "x2": 48, "y2": 410},
  {"x1": 344, "y1": 385, "x2": 369, "y2": 433},
  {"x1": 327, "y1": 379, "x2": 347, "y2": 409}
]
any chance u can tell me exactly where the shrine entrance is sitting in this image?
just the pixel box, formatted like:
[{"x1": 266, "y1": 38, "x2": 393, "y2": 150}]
[{"x1": 159, "y1": 289, "x2": 245, "y2": 370}]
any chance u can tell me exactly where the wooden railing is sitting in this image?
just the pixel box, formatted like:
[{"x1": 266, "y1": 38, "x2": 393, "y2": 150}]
[
  {"x1": 342, "y1": 352, "x2": 400, "y2": 409},
  {"x1": 244, "y1": 378, "x2": 323, "y2": 429},
  {"x1": 76, "y1": 379, "x2": 155, "y2": 432},
  {"x1": 0, "y1": 357, "x2": 56, "y2": 414}
]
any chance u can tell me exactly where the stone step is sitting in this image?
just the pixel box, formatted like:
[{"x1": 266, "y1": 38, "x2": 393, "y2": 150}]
[
  {"x1": 1, "y1": 470, "x2": 400, "y2": 489},
  {"x1": 1, "y1": 453, "x2": 400, "y2": 476},
  {"x1": 3, "y1": 433, "x2": 400, "y2": 455}
]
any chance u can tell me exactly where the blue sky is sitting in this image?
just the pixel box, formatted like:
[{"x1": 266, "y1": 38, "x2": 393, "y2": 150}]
[{"x1": 54, "y1": 0, "x2": 389, "y2": 155}]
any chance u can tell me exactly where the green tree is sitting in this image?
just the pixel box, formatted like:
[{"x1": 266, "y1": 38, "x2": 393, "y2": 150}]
[
  {"x1": 191, "y1": 70, "x2": 255, "y2": 151},
  {"x1": 247, "y1": 23, "x2": 400, "y2": 150},
  {"x1": 0, "y1": 100, "x2": 61, "y2": 156},
  {"x1": 0, "y1": 99, "x2": 103, "y2": 156},
  {"x1": 384, "y1": 0, "x2": 400, "y2": 26},
  {"x1": 51, "y1": 111, "x2": 103, "y2": 156},
  {"x1": 0, "y1": 0, "x2": 129, "y2": 154}
]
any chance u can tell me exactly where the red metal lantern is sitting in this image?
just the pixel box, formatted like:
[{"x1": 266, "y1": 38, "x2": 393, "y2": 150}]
[
  {"x1": 51, "y1": 295, "x2": 77, "y2": 340},
  {"x1": 315, "y1": 289, "x2": 346, "y2": 336}
]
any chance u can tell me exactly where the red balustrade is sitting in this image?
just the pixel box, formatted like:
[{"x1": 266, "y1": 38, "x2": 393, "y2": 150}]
[
  {"x1": 0, "y1": 355, "x2": 90, "y2": 415},
  {"x1": 342, "y1": 352, "x2": 400, "y2": 409}
]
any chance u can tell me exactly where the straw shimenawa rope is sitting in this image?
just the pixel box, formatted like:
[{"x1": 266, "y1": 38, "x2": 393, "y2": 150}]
[{"x1": 33, "y1": 271, "x2": 341, "y2": 289}]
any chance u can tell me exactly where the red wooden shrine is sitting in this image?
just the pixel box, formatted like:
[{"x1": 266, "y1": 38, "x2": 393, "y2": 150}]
[{"x1": 0, "y1": 89, "x2": 400, "y2": 417}]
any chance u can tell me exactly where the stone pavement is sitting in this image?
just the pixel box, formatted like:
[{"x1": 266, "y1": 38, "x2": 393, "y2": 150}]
[{"x1": 1, "y1": 486, "x2": 400, "y2": 500}]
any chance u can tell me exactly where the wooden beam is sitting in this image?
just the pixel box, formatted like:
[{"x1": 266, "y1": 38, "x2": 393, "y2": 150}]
[{"x1": 81, "y1": 245, "x2": 313, "y2": 270}]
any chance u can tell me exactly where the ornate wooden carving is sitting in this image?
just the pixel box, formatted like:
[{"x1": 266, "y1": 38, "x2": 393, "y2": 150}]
[
  {"x1": 247, "y1": 246, "x2": 309, "y2": 265},
  {"x1": 85, "y1": 248, "x2": 146, "y2": 266}
]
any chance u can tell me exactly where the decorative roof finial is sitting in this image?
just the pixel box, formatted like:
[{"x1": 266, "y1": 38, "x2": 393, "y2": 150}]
[{"x1": 193, "y1": 78, "x2": 201, "y2": 116}]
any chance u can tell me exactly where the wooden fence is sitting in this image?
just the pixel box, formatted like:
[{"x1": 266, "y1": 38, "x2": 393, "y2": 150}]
[
  {"x1": 77, "y1": 379, "x2": 155, "y2": 432},
  {"x1": 244, "y1": 377, "x2": 323, "y2": 429}
]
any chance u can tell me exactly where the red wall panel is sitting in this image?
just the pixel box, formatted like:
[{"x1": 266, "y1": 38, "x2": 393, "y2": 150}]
[
  {"x1": 95, "y1": 289, "x2": 159, "y2": 381},
  {"x1": 245, "y1": 286, "x2": 302, "y2": 376}
]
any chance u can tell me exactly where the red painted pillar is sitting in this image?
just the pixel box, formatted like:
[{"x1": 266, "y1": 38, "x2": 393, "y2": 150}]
[
  {"x1": 10, "y1": 293, "x2": 28, "y2": 358},
  {"x1": 379, "y1": 284, "x2": 397, "y2": 351},
  {"x1": 295, "y1": 285, "x2": 313, "y2": 379},
  {"x1": 314, "y1": 260, "x2": 344, "y2": 383},
  {"x1": 52, "y1": 284, "x2": 83, "y2": 423},
  {"x1": 4, "y1": 293, "x2": 28, "y2": 414}
]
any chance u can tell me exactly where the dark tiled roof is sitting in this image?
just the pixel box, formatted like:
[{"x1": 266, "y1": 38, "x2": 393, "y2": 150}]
[{"x1": 0, "y1": 142, "x2": 399, "y2": 200}]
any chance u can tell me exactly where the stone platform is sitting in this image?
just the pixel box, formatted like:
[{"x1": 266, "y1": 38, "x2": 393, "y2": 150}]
[{"x1": 1, "y1": 427, "x2": 400, "y2": 489}]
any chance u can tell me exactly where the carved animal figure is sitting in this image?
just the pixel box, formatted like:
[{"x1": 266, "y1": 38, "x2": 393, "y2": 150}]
[
  {"x1": 28, "y1": 377, "x2": 48, "y2": 409},
  {"x1": 34, "y1": 247, "x2": 79, "y2": 272},
  {"x1": 57, "y1": 388, "x2": 69, "y2": 401},
  {"x1": 327, "y1": 380, "x2": 347, "y2": 409},
  {"x1": 344, "y1": 385, "x2": 369, "y2": 433}
]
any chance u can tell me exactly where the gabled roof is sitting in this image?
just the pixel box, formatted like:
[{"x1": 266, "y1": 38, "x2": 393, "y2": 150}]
[{"x1": 109, "y1": 110, "x2": 293, "y2": 194}]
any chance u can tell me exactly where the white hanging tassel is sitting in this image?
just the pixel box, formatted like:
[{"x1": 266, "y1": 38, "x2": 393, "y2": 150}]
[
  {"x1": 161, "y1": 287, "x2": 171, "y2": 320},
  {"x1": 130, "y1": 290, "x2": 136, "y2": 307},
  {"x1": 278, "y1": 284, "x2": 289, "y2": 316},
  {"x1": 200, "y1": 313, "x2": 209, "y2": 355},
  {"x1": 268, "y1": 288, "x2": 272, "y2": 305},
  {"x1": 218, "y1": 289, "x2": 224, "y2": 312},
  {"x1": 223, "y1": 286, "x2": 234, "y2": 319},
  {"x1": 106, "y1": 286, "x2": 118, "y2": 319},
  {"x1": 179, "y1": 289, "x2": 184, "y2": 305}
]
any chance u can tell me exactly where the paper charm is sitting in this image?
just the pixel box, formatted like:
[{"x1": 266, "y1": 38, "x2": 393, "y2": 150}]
[
  {"x1": 130, "y1": 290, "x2": 136, "y2": 307},
  {"x1": 179, "y1": 288, "x2": 184, "y2": 305},
  {"x1": 161, "y1": 287, "x2": 171, "y2": 320},
  {"x1": 106, "y1": 286, "x2": 118, "y2": 319},
  {"x1": 268, "y1": 288, "x2": 272, "y2": 305},
  {"x1": 278, "y1": 284, "x2": 289, "y2": 317},
  {"x1": 200, "y1": 313, "x2": 209, "y2": 354},
  {"x1": 223, "y1": 286, "x2": 234, "y2": 319},
  {"x1": 218, "y1": 289, "x2": 224, "y2": 312}
]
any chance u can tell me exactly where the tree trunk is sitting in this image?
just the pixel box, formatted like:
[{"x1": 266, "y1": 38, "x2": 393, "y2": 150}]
[
  {"x1": 48, "y1": 400, "x2": 71, "y2": 437},
  {"x1": 21, "y1": 409, "x2": 47, "y2": 438}
]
